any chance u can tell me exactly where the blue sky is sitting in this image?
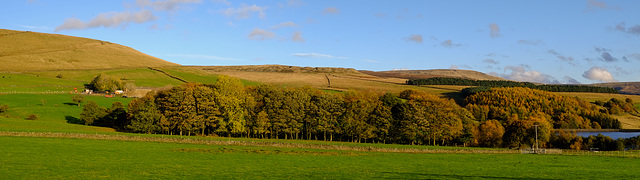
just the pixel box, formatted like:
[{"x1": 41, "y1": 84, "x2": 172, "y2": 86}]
[{"x1": 2, "y1": 0, "x2": 639, "y2": 83}]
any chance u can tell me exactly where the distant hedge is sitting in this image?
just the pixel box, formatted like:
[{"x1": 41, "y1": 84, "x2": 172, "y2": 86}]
[{"x1": 407, "y1": 77, "x2": 619, "y2": 94}]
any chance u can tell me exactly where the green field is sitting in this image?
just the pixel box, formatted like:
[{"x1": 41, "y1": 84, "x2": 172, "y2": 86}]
[
  {"x1": 0, "y1": 94, "x2": 131, "y2": 133},
  {"x1": 1, "y1": 136, "x2": 639, "y2": 179}
]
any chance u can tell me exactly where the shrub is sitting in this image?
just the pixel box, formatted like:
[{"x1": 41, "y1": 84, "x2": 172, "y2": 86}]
[
  {"x1": 26, "y1": 114, "x2": 39, "y2": 120},
  {"x1": 0, "y1": 104, "x2": 9, "y2": 113}
]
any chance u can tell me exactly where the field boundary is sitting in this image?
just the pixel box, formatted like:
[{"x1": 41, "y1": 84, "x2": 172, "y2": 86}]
[
  {"x1": 0, "y1": 131, "x2": 517, "y2": 154},
  {"x1": 148, "y1": 67, "x2": 188, "y2": 83}
]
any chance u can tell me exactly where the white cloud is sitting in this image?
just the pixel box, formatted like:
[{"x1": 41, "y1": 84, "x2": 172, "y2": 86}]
[
  {"x1": 407, "y1": 34, "x2": 423, "y2": 43},
  {"x1": 248, "y1": 28, "x2": 276, "y2": 40},
  {"x1": 391, "y1": 68, "x2": 409, "y2": 71},
  {"x1": 449, "y1": 65, "x2": 458, "y2": 69},
  {"x1": 136, "y1": 0, "x2": 202, "y2": 11},
  {"x1": 582, "y1": 67, "x2": 618, "y2": 82},
  {"x1": 489, "y1": 23, "x2": 501, "y2": 38},
  {"x1": 220, "y1": 4, "x2": 268, "y2": 19},
  {"x1": 499, "y1": 66, "x2": 559, "y2": 84},
  {"x1": 323, "y1": 7, "x2": 340, "y2": 14},
  {"x1": 292, "y1": 53, "x2": 346, "y2": 59},
  {"x1": 55, "y1": 10, "x2": 156, "y2": 32},
  {"x1": 272, "y1": 21, "x2": 298, "y2": 29},
  {"x1": 291, "y1": 31, "x2": 305, "y2": 42},
  {"x1": 166, "y1": 54, "x2": 243, "y2": 61}
]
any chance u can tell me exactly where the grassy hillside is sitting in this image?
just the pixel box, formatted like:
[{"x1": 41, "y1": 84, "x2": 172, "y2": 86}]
[
  {"x1": 0, "y1": 29, "x2": 179, "y2": 72},
  {"x1": 185, "y1": 65, "x2": 461, "y2": 95},
  {"x1": 592, "y1": 82, "x2": 640, "y2": 95},
  {"x1": 360, "y1": 69, "x2": 505, "y2": 81}
]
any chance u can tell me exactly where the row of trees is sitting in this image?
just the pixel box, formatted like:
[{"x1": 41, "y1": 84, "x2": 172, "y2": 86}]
[
  {"x1": 465, "y1": 87, "x2": 621, "y2": 129},
  {"x1": 80, "y1": 76, "x2": 633, "y2": 149},
  {"x1": 549, "y1": 131, "x2": 640, "y2": 151},
  {"x1": 407, "y1": 77, "x2": 619, "y2": 93},
  {"x1": 123, "y1": 76, "x2": 475, "y2": 145}
]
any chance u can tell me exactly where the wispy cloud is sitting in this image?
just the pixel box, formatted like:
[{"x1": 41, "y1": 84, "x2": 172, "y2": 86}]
[
  {"x1": 489, "y1": 23, "x2": 501, "y2": 38},
  {"x1": 440, "y1": 39, "x2": 461, "y2": 48},
  {"x1": 407, "y1": 34, "x2": 423, "y2": 43},
  {"x1": 291, "y1": 31, "x2": 305, "y2": 42},
  {"x1": 593, "y1": 47, "x2": 618, "y2": 62},
  {"x1": 211, "y1": 0, "x2": 231, "y2": 6},
  {"x1": 220, "y1": 4, "x2": 268, "y2": 19},
  {"x1": 585, "y1": 0, "x2": 620, "y2": 13},
  {"x1": 600, "y1": 52, "x2": 617, "y2": 62},
  {"x1": 16, "y1": 24, "x2": 52, "y2": 31},
  {"x1": 483, "y1": 59, "x2": 499, "y2": 65},
  {"x1": 614, "y1": 22, "x2": 640, "y2": 36},
  {"x1": 292, "y1": 53, "x2": 346, "y2": 59},
  {"x1": 582, "y1": 67, "x2": 617, "y2": 82},
  {"x1": 136, "y1": 0, "x2": 202, "y2": 11},
  {"x1": 363, "y1": 59, "x2": 378, "y2": 63},
  {"x1": 272, "y1": 21, "x2": 298, "y2": 29},
  {"x1": 166, "y1": 54, "x2": 243, "y2": 61},
  {"x1": 55, "y1": 10, "x2": 156, "y2": 32},
  {"x1": 547, "y1": 49, "x2": 575, "y2": 62},
  {"x1": 517, "y1": 39, "x2": 543, "y2": 46},
  {"x1": 563, "y1": 76, "x2": 581, "y2": 84},
  {"x1": 323, "y1": 7, "x2": 340, "y2": 15},
  {"x1": 248, "y1": 28, "x2": 276, "y2": 40},
  {"x1": 628, "y1": 53, "x2": 640, "y2": 61},
  {"x1": 498, "y1": 65, "x2": 559, "y2": 84}
]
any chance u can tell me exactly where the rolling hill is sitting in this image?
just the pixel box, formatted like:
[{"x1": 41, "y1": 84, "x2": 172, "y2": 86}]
[
  {"x1": 0, "y1": 29, "x2": 178, "y2": 72},
  {"x1": 360, "y1": 69, "x2": 505, "y2": 81},
  {"x1": 592, "y1": 82, "x2": 640, "y2": 95}
]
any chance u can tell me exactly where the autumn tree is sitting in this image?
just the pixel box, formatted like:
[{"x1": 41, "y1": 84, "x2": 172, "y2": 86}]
[
  {"x1": 213, "y1": 75, "x2": 250, "y2": 137},
  {"x1": 477, "y1": 120, "x2": 504, "y2": 147}
]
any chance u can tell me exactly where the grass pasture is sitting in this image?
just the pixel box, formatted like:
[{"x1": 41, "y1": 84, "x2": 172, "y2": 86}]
[
  {"x1": 0, "y1": 94, "x2": 131, "y2": 133},
  {"x1": 1, "y1": 136, "x2": 639, "y2": 179}
]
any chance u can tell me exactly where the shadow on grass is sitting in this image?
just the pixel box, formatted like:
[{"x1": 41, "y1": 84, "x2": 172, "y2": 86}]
[
  {"x1": 65, "y1": 116, "x2": 83, "y2": 124},
  {"x1": 63, "y1": 103, "x2": 79, "y2": 106}
]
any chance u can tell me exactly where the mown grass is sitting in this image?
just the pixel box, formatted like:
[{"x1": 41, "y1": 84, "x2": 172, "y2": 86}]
[{"x1": 1, "y1": 136, "x2": 639, "y2": 179}]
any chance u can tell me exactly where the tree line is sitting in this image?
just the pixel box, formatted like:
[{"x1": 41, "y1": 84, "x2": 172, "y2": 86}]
[
  {"x1": 79, "y1": 76, "x2": 637, "y2": 149},
  {"x1": 407, "y1": 77, "x2": 619, "y2": 93}
]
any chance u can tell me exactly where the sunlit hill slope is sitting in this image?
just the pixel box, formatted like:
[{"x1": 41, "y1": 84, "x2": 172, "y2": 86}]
[{"x1": 0, "y1": 29, "x2": 178, "y2": 72}]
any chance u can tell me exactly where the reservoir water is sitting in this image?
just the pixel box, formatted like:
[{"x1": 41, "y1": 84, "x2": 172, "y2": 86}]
[{"x1": 575, "y1": 132, "x2": 640, "y2": 139}]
